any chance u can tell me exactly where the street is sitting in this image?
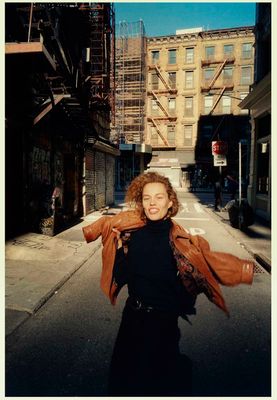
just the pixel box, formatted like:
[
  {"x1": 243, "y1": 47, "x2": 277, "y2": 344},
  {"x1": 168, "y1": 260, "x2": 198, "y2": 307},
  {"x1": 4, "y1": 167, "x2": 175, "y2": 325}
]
[{"x1": 5, "y1": 192, "x2": 271, "y2": 396}]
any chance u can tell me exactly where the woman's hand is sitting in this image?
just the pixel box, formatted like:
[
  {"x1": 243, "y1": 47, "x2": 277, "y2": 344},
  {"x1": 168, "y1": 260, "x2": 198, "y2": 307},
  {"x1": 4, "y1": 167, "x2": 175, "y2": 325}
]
[{"x1": 112, "y1": 228, "x2": 122, "y2": 249}]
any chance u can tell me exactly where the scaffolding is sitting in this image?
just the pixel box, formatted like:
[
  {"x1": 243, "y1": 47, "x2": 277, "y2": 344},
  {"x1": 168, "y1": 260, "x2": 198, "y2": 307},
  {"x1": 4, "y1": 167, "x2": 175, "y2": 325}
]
[{"x1": 112, "y1": 20, "x2": 146, "y2": 144}]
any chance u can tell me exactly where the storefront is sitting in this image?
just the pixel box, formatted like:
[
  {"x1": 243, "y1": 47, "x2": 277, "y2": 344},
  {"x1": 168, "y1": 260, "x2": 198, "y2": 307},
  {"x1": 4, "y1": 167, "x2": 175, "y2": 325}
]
[{"x1": 239, "y1": 73, "x2": 271, "y2": 221}]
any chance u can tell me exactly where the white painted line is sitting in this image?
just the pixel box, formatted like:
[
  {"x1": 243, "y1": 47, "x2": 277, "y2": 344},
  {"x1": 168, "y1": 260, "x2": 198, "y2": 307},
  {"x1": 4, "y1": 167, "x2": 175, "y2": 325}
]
[
  {"x1": 194, "y1": 203, "x2": 204, "y2": 213},
  {"x1": 181, "y1": 202, "x2": 189, "y2": 213},
  {"x1": 173, "y1": 217, "x2": 210, "y2": 221}
]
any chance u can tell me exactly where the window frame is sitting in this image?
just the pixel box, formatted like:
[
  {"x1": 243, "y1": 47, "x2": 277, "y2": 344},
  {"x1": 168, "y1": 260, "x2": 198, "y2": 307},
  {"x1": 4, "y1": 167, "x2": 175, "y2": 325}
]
[
  {"x1": 168, "y1": 97, "x2": 176, "y2": 114},
  {"x1": 223, "y1": 44, "x2": 234, "y2": 57},
  {"x1": 168, "y1": 49, "x2": 177, "y2": 65},
  {"x1": 241, "y1": 43, "x2": 253, "y2": 59},
  {"x1": 204, "y1": 95, "x2": 213, "y2": 114},
  {"x1": 185, "y1": 47, "x2": 194, "y2": 64},
  {"x1": 221, "y1": 95, "x2": 231, "y2": 114},
  {"x1": 184, "y1": 96, "x2": 193, "y2": 117},
  {"x1": 151, "y1": 50, "x2": 160, "y2": 64},
  {"x1": 185, "y1": 70, "x2": 194, "y2": 89},
  {"x1": 241, "y1": 66, "x2": 252, "y2": 85},
  {"x1": 168, "y1": 72, "x2": 176, "y2": 89},
  {"x1": 184, "y1": 124, "x2": 193, "y2": 146},
  {"x1": 167, "y1": 125, "x2": 176, "y2": 146},
  {"x1": 205, "y1": 45, "x2": 215, "y2": 60}
]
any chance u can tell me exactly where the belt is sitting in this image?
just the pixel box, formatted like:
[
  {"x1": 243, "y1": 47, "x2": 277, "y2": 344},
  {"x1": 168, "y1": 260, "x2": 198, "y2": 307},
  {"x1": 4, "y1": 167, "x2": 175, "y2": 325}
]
[
  {"x1": 126, "y1": 297, "x2": 154, "y2": 312},
  {"x1": 126, "y1": 297, "x2": 178, "y2": 316}
]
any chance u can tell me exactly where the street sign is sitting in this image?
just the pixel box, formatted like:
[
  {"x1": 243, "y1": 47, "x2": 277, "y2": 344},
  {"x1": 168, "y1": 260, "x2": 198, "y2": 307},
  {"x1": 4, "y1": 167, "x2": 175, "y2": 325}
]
[
  {"x1": 212, "y1": 141, "x2": 228, "y2": 155},
  {"x1": 213, "y1": 154, "x2": 227, "y2": 166}
]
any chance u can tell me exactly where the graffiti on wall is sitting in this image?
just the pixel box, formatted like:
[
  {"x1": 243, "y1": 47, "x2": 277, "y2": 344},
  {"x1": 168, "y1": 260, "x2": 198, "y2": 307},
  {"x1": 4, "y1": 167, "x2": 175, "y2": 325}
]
[
  {"x1": 54, "y1": 153, "x2": 63, "y2": 185},
  {"x1": 30, "y1": 146, "x2": 51, "y2": 183}
]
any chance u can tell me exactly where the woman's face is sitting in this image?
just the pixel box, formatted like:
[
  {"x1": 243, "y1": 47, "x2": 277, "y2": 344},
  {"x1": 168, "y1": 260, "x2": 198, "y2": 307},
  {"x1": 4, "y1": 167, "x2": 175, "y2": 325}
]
[{"x1": 142, "y1": 182, "x2": 173, "y2": 221}]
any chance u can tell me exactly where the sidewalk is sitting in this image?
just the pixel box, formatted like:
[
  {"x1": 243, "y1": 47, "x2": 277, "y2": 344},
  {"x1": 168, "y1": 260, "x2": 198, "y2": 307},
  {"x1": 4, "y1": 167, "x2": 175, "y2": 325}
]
[
  {"x1": 204, "y1": 205, "x2": 271, "y2": 272},
  {"x1": 5, "y1": 210, "x2": 115, "y2": 337},
  {"x1": 5, "y1": 201, "x2": 271, "y2": 337}
]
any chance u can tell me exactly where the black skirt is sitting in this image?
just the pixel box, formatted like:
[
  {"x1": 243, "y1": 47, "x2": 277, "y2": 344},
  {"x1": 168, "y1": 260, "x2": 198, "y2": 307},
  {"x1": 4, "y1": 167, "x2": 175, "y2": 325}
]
[{"x1": 108, "y1": 299, "x2": 192, "y2": 396}]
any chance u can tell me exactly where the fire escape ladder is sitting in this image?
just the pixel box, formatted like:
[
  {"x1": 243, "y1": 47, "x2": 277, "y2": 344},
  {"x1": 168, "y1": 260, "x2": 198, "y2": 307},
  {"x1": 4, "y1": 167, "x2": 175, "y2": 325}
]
[
  {"x1": 154, "y1": 64, "x2": 172, "y2": 91},
  {"x1": 209, "y1": 86, "x2": 226, "y2": 115},
  {"x1": 151, "y1": 90, "x2": 169, "y2": 117},
  {"x1": 150, "y1": 117, "x2": 169, "y2": 146},
  {"x1": 209, "y1": 59, "x2": 227, "y2": 89}
]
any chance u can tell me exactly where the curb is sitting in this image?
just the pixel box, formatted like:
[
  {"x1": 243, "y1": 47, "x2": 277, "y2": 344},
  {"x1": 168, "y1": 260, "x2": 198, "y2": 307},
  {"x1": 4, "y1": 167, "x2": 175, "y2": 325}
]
[{"x1": 30, "y1": 242, "x2": 102, "y2": 314}]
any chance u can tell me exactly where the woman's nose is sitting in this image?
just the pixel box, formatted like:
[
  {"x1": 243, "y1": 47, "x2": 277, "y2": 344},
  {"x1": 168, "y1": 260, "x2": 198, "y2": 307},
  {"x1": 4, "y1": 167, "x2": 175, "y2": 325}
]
[{"x1": 150, "y1": 198, "x2": 156, "y2": 205}]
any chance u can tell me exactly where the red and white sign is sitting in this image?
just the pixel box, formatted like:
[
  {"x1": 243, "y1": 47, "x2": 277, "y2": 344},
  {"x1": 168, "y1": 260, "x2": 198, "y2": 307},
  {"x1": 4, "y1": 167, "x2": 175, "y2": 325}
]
[
  {"x1": 213, "y1": 154, "x2": 227, "y2": 166},
  {"x1": 212, "y1": 141, "x2": 228, "y2": 155}
]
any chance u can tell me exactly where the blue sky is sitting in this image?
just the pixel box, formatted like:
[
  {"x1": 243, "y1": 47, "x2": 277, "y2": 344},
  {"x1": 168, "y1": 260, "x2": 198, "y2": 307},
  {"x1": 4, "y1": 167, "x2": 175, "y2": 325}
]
[{"x1": 114, "y1": 2, "x2": 256, "y2": 36}]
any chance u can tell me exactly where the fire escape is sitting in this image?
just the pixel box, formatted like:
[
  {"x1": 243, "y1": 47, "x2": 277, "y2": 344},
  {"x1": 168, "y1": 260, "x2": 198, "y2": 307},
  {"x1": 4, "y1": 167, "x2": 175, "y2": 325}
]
[
  {"x1": 147, "y1": 62, "x2": 177, "y2": 146},
  {"x1": 78, "y1": 3, "x2": 115, "y2": 142},
  {"x1": 201, "y1": 53, "x2": 235, "y2": 115}
]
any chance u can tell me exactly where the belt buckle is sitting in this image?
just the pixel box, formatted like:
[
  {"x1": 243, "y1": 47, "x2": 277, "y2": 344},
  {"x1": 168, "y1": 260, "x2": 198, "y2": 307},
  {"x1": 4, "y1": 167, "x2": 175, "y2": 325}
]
[{"x1": 135, "y1": 299, "x2": 142, "y2": 309}]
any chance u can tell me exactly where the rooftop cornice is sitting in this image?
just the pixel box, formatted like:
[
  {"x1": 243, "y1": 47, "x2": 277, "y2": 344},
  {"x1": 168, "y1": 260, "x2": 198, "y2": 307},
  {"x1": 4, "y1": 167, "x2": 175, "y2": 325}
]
[{"x1": 147, "y1": 26, "x2": 255, "y2": 43}]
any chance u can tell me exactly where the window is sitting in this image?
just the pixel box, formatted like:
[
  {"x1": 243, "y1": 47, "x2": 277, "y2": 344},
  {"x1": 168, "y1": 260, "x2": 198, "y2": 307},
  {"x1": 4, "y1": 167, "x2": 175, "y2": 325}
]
[
  {"x1": 184, "y1": 97, "x2": 193, "y2": 116},
  {"x1": 241, "y1": 43, "x2": 253, "y2": 59},
  {"x1": 152, "y1": 73, "x2": 159, "y2": 90},
  {"x1": 185, "y1": 71, "x2": 194, "y2": 89},
  {"x1": 167, "y1": 125, "x2": 175, "y2": 146},
  {"x1": 205, "y1": 46, "x2": 215, "y2": 60},
  {"x1": 257, "y1": 140, "x2": 269, "y2": 194},
  {"x1": 204, "y1": 96, "x2": 213, "y2": 114},
  {"x1": 223, "y1": 66, "x2": 233, "y2": 84},
  {"x1": 241, "y1": 66, "x2": 252, "y2": 85},
  {"x1": 222, "y1": 95, "x2": 231, "y2": 114},
  {"x1": 168, "y1": 98, "x2": 176, "y2": 114},
  {"x1": 151, "y1": 50, "x2": 159, "y2": 64},
  {"x1": 168, "y1": 72, "x2": 176, "y2": 89},
  {"x1": 151, "y1": 99, "x2": 159, "y2": 115},
  {"x1": 224, "y1": 44, "x2": 234, "y2": 57},
  {"x1": 239, "y1": 93, "x2": 248, "y2": 114},
  {"x1": 204, "y1": 68, "x2": 215, "y2": 81},
  {"x1": 185, "y1": 47, "x2": 194, "y2": 63},
  {"x1": 151, "y1": 127, "x2": 159, "y2": 146},
  {"x1": 184, "y1": 125, "x2": 193, "y2": 146},
  {"x1": 168, "y1": 49, "x2": 176, "y2": 64}
]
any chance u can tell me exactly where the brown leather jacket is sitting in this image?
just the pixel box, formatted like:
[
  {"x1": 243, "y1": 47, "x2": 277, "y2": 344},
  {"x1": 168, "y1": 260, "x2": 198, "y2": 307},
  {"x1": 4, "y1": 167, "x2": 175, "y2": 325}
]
[{"x1": 82, "y1": 210, "x2": 254, "y2": 316}]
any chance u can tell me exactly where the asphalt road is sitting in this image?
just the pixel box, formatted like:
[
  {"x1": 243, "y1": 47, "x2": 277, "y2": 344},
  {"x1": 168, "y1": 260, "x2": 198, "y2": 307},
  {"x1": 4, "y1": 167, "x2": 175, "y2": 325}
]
[{"x1": 5, "y1": 192, "x2": 271, "y2": 396}]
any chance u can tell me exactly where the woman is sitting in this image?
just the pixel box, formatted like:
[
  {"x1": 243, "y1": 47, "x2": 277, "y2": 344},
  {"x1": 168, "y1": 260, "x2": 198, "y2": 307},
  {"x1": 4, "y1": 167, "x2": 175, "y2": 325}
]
[{"x1": 83, "y1": 172, "x2": 254, "y2": 396}]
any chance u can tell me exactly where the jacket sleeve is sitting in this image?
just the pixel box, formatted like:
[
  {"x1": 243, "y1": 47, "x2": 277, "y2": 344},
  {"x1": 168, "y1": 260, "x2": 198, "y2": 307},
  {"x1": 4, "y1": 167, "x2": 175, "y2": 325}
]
[
  {"x1": 82, "y1": 216, "x2": 113, "y2": 244},
  {"x1": 202, "y1": 250, "x2": 254, "y2": 285},
  {"x1": 191, "y1": 234, "x2": 254, "y2": 286}
]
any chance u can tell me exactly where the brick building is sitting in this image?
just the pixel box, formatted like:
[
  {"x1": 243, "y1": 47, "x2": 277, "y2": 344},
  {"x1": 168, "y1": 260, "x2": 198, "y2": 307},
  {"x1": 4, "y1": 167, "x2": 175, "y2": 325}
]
[{"x1": 146, "y1": 26, "x2": 255, "y2": 188}]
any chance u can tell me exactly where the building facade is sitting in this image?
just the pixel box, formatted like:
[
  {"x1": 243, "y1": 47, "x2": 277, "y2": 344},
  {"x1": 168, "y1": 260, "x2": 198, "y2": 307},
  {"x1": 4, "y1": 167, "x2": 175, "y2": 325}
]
[
  {"x1": 239, "y1": 3, "x2": 271, "y2": 221},
  {"x1": 146, "y1": 26, "x2": 255, "y2": 188},
  {"x1": 5, "y1": 3, "x2": 118, "y2": 238}
]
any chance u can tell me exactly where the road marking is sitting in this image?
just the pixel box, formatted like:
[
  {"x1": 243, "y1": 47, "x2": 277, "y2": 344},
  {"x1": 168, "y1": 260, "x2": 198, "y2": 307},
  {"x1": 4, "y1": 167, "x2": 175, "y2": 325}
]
[
  {"x1": 189, "y1": 228, "x2": 206, "y2": 235},
  {"x1": 180, "y1": 227, "x2": 206, "y2": 235},
  {"x1": 181, "y1": 202, "x2": 189, "y2": 213},
  {"x1": 193, "y1": 203, "x2": 204, "y2": 213},
  {"x1": 174, "y1": 217, "x2": 210, "y2": 221}
]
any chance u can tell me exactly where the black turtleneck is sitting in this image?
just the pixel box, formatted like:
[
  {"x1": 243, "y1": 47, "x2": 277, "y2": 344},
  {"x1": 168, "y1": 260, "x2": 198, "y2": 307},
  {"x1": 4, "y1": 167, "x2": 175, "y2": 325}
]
[{"x1": 115, "y1": 218, "x2": 181, "y2": 312}]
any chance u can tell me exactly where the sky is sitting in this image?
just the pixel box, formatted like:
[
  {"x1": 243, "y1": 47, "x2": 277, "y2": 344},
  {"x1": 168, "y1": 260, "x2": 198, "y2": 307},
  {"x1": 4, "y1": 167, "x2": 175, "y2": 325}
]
[{"x1": 114, "y1": 2, "x2": 256, "y2": 37}]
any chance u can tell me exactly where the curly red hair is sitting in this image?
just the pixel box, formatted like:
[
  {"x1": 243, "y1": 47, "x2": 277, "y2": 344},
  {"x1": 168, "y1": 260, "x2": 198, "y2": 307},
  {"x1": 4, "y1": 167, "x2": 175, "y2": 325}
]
[{"x1": 125, "y1": 171, "x2": 180, "y2": 220}]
